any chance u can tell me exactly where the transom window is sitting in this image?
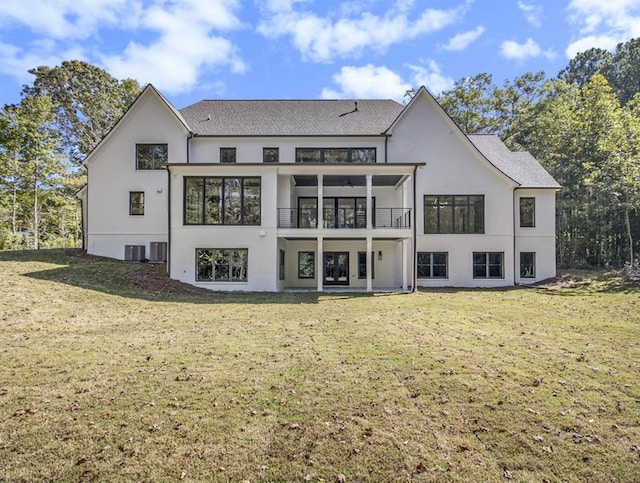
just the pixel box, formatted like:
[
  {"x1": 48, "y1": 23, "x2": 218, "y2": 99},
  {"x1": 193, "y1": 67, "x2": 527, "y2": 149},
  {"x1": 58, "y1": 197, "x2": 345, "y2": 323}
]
[
  {"x1": 473, "y1": 252, "x2": 504, "y2": 279},
  {"x1": 263, "y1": 147, "x2": 279, "y2": 163},
  {"x1": 417, "y1": 252, "x2": 448, "y2": 278},
  {"x1": 184, "y1": 177, "x2": 260, "y2": 225},
  {"x1": 295, "y1": 148, "x2": 376, "y2": 163},
  {"x1": 520, "y1": 197, "x2": 535, "y2": 227},
  {"x1": 197, "y1": 248, "x2": 247, "y2": 282},
  {"x1": 136, "y1": 144, "x2": 167, "y2": 170},
  {"x1": 424, "y1": 195, "x2": 484, "y2": 234},
  {"x1": 220, "y1": 147, "x2": 236, "y2": 163},
  {"x1": 129, "y1": 191, "x2": 144, "y2": 215}
]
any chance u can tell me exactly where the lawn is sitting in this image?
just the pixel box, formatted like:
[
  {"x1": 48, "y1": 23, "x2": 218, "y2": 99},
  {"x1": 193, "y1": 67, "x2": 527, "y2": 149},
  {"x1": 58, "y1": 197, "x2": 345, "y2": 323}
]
[{"x1": 0, "y1": 250, "x2": 638, "y2": 482}]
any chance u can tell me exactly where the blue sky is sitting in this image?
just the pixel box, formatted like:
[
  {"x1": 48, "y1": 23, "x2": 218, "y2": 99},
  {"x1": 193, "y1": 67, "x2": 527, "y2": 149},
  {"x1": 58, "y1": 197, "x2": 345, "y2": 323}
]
[{"x1": 1, "y1": 0, "x2": 639, "y2": 109}]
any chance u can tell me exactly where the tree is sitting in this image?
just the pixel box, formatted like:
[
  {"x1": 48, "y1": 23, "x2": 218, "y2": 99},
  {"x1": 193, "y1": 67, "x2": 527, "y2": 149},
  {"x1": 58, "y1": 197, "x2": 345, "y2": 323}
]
[
  {"x1": 558, "y1": 47, "x2": 613, "y2": 87},
  {"x1": 22, "y1": 60, "x2": 141, "y2": 164},
  {"x1": 0, "y1": 96, "x2": 65, "y2": 249},
  {"x1": 437, "y1": 73, "x2": 498, "y2": 133},
  {"x1": 607, "y1": 38, "x2": 640, "y2": 105}
]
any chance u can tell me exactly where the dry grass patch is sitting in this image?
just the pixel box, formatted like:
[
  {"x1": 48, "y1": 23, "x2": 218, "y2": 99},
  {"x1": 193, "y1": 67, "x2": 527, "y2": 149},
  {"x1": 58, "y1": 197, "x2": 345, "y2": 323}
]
[{"x1": 0, "y1": 250, "x2": 639, "y2": 482}]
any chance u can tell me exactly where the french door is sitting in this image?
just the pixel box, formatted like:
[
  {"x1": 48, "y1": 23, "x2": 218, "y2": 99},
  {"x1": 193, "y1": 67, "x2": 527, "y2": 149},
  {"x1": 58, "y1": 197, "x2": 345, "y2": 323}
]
[{"x1": 323, "y1": 252, "x2": 349, "y2": 285}]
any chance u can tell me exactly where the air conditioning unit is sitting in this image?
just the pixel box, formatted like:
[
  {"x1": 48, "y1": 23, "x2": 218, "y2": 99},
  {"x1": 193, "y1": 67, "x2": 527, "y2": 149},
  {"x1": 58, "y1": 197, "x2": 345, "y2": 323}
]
[
  {"x1": 149, "y1": 242, "x2": 167, "y2": 263},
  {"x1": 124, "y1": 244, "x2": 145, "y2": 261}
]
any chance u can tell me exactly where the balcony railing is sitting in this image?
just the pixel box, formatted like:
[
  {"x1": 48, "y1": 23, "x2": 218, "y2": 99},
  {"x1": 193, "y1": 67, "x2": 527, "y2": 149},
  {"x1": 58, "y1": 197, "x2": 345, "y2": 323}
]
[{"x1": 278, "y1": 208, "x2": 411, "y2": 229}]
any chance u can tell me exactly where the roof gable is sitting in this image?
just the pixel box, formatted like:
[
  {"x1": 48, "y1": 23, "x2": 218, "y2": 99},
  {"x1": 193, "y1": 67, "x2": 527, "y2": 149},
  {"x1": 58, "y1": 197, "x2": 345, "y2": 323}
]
[
  {"x1": 179, "y1": 99, "x2": 403, "y2": 136},
  {"x1": 83, "y1": 84, "x2": 190, "y2": 165}
]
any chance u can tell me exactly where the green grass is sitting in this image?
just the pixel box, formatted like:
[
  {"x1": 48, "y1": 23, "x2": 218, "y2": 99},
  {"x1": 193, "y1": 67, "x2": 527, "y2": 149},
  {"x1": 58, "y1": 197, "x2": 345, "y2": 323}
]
[{"x1": 0, "y1": 250, "x2": 639, "y2": 482}]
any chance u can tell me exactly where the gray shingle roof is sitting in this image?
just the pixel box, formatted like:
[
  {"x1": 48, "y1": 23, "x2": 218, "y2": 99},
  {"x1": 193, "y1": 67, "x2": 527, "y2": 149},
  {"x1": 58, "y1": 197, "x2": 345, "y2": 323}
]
[
  {"x1": 468, "y1": 134, "x2": 560, "y2": 189},
  {"x1": 179, "y1": 99, "x2": 404, "y2": 136}
]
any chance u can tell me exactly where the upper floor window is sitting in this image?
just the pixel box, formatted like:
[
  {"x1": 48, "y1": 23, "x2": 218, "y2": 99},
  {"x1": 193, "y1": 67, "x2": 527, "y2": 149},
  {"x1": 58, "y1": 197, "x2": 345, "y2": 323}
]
[
  {"x1": 263, "y1": 147, "x2": 279, "y2": 163},
  {"x1": 184, "y1": 177, "x2": 260, "y2": 225},
  {"x1": 136, "y1": 144, "x2": 167, "y2": 170},
  {"x1": 520, "y1": 197, "x2": 535, "y2": 227},
  {"x1": 220, "y1": 147, "x2": 236, "y2": 163},
  {"x1": 129, "y1": 191, "x2": 144, "y2": 215},
  {"x1": 424, "y1": 195, "x2": 484, "y2": 234},
  {"x1": 295, "y1": 148, "x2": 376, "y2": 163}
]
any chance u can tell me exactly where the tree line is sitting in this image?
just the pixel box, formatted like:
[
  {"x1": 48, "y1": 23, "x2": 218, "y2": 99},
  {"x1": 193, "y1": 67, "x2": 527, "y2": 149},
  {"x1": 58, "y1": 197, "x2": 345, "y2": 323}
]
[{"x1": 1, "y1": 41, "x2": 639, "y2": 268}]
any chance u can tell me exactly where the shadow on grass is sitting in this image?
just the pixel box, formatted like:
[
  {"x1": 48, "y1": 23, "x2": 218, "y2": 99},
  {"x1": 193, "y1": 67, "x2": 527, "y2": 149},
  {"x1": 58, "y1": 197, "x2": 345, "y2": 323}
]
[{"x1": 0, "y1": 249, "x2": 396, "y2": 305}]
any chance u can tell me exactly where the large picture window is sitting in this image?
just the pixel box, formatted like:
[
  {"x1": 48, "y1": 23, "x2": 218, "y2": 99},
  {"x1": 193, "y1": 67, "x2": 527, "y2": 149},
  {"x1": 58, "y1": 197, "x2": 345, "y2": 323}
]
[
  {"x1": 520, "y1": 197, "x2": 535, "y2": 227},
  {"x1": 184, "y1": 177, "x2": 260, "y2": 225},
  {"x1": 197, "y1": 248, "x2": 248, "y2": 282},
  {"x1": 417, "y1": 252, "x2": 448, "y2": 278},
  {"x1": 295, "y1": 148, "x2": 376, "y2": 163},
  {"x1": 473, "y1": 252, "x2": 504, "y2": 279},
  {"x1": 424, "y1": 195, "x2": 484, "y2": 234},
  {"x1": 136, "y1": 144, "x2": 167, "y2": 170}
]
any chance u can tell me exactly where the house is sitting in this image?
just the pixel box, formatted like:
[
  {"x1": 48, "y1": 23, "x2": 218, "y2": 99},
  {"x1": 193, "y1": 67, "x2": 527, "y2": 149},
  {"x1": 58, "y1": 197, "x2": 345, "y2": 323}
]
[{"x1": 77, "y1": 85, "x2": 560, "y2": 292}]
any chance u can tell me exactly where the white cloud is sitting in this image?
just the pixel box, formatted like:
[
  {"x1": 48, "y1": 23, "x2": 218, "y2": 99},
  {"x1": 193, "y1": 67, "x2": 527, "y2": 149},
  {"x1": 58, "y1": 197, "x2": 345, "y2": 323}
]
[
  {"x1": 500, "y1": 38, "x2": 556, "y2": 61},
  {"x1": 518, "y1": 1, "x2": 543, "y2": 28},
  {"x1": 258, "y1": 2, "x2": 469, "y2": 62},
  {"x1": 407, "y1": 61, "x2": 454, "y2": 94},
  {"x1": 441, "y1": 26, "x2": 485, "y2": 51},
  {"x1": 0, "y1": 0, "x2": 246, "y2": 94},
  {"x1": 566, "y1": 0, "x2": 640, "y2": 56},
  {"x1": 321, "y1": 61, "x2": 452, "y2": 101}
]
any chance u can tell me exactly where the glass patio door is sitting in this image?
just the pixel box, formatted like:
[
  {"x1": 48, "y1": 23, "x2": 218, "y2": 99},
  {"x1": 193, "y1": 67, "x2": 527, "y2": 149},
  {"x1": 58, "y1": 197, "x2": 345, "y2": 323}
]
[{"x1": 323, "y1": 252, "x2": 349, "y2": 285}]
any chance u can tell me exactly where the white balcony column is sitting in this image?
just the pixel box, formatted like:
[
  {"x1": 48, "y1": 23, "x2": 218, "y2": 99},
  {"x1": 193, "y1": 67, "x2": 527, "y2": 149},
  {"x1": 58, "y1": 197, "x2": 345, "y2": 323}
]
[
  {"x1": 317, "y1": 174, "x2": 323, "y2": 229},
  {"x1": 401, "y1": 238, "x2": 408, "y2": 291},
  {"x1": 317, "y1": 236, "x2": 323, "y2": 292},
  {"x1": 366, "y1": 174, "x2": 373, "y2": 230},
  {"x1": 366, "y1": 236, "x2": 373, "y2": 292}
]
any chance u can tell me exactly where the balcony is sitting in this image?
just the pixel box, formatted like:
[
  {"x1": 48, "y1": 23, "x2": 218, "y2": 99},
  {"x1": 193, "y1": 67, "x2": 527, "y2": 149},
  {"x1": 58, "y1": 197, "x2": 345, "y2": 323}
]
[{"x1": 277, "y1": 208, "x2": 411, "y2": 229}]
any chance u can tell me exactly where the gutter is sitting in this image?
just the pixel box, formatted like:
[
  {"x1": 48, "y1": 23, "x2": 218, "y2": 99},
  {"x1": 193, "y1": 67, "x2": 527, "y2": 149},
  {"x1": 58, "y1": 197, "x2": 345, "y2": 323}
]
[{"x1": 166, "y1": 166, "x2": 172, "y2": 276}]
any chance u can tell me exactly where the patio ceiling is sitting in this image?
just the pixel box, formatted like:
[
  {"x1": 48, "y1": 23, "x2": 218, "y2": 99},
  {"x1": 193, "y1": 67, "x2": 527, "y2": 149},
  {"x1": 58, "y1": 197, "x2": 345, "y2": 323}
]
[{"x1": 293, "y1": 174, "x2": 403, "y2": 187}]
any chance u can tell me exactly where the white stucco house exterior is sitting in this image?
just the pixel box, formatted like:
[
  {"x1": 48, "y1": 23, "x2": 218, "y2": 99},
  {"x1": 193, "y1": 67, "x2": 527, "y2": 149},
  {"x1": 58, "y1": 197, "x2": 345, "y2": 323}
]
[{"x1": 78, "y1": 84, "x2": 560, "y2": 292}]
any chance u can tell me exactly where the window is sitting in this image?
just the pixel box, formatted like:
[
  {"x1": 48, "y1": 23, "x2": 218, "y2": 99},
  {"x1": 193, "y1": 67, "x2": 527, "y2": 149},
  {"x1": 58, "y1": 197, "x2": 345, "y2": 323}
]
[
  {"x1": 220, "y1": 147, "x2": 236, "y2": 163},
  {"x1": 279, "y1": 249, "x2": 285, "y2": 280},
  {"x1": 263, "y1": 147, "x2": 279, "y2": 163},
  {"x1": 295, "y1": 148, "x2": 376, "y2": 163},
  {"x1": 520, "y1": 197, "x2": 535, "y2": 227},
  {"x1": 417, "y1": 252, "x2": 448, "y2": 278},
  {"x1": 473, "y1": 252, "x2": 504, "y2": 279},
  {"x1": 298, "y1": 252, "x2": 315, "y2": 278},
  {"x1": 358, "y1": 252, "x2": 375, "y2": 279},
  {"x1": 129, "y1": 191, "x2": 144, "y2": 215},
  {"x1": 184, "y1": 177, "x2": 260, "y2": 225},
  {"x1": 197, "y1": 248, "x2": 247, "y2": 282},
  {"x1": 424, "y1": 195, "x2": 484, "y2": 234},
  {"x1": 520, "y1": 252, "x2": 536, "y2": 278},
  {"x1": 136, "y1": 144, "x2": 167, "y2": 170}
]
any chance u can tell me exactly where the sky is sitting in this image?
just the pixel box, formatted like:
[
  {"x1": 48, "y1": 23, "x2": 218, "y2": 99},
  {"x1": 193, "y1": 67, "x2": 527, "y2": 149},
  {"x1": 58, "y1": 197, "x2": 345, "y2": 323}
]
[{"x1": 1, "y1": 0, "x2": 640, "y2": 109}]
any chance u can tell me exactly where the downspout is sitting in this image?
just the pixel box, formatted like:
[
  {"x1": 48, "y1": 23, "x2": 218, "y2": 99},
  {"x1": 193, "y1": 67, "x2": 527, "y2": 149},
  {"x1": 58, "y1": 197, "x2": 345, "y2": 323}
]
[
  {"x1": 166, "y1": 166, "x2": 172, "y2": 276},
  {"x1": 412, "y1": 164, "x2": 418, "y2": 293},
  {"x1": 384, "y1": 135, "x2": 389, "y2": 163},
  {"x1": 513, "y1": 187, "x2": 517, "y2": 286},
  {"x1": 186, "y1": 132, "x2": 195, "y2": 163}
]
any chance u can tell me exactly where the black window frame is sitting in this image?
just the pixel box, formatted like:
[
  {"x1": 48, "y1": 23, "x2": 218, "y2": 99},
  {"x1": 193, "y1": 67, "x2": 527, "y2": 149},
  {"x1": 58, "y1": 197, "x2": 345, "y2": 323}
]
[
  {"x1": 183, "y1": 176, "x2": 261, "y2": 226},
  {"x1": 519, "y1": 197, "x2": 535, "y2": 227},
  {"x1": 129, "y1": 191, "x2": 145, "y2": 216},
  {"x1": 473, "y1": 252, "x2": 504, "y2": 279},
  {"x1": 417, "y1": 252, "x2": 448, "y2": 279},
  {"x1": 220, "y1": 147, "x2": 237, "y2": 163},
  {"x1": 520, "y1": 252, "x2": 536, "y2": 278},
  {"x1": 298, "y1": 251, "x2": 315, "y2": 279},
  {"x1": 196, "y1": 248, "x2": 248, "y2": 282},
  {"x1": 263, "y1": 147, "x2": 279, "y2": 163},
  {"x1": 424, "y1": 195, "x2": 484, "y2": 234},
  {"x1": 357, "y1": 251, "x2": 375, "y2": 279},
  {"x1": 279, "y1": 249, "x2": 285, "y2": 280},
  {"x1": 136, "y1": 143, "x2": 167, "y2": 170},
  {"x1": 295, "y1": 147, "x2": 376, "y2": 163}
]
